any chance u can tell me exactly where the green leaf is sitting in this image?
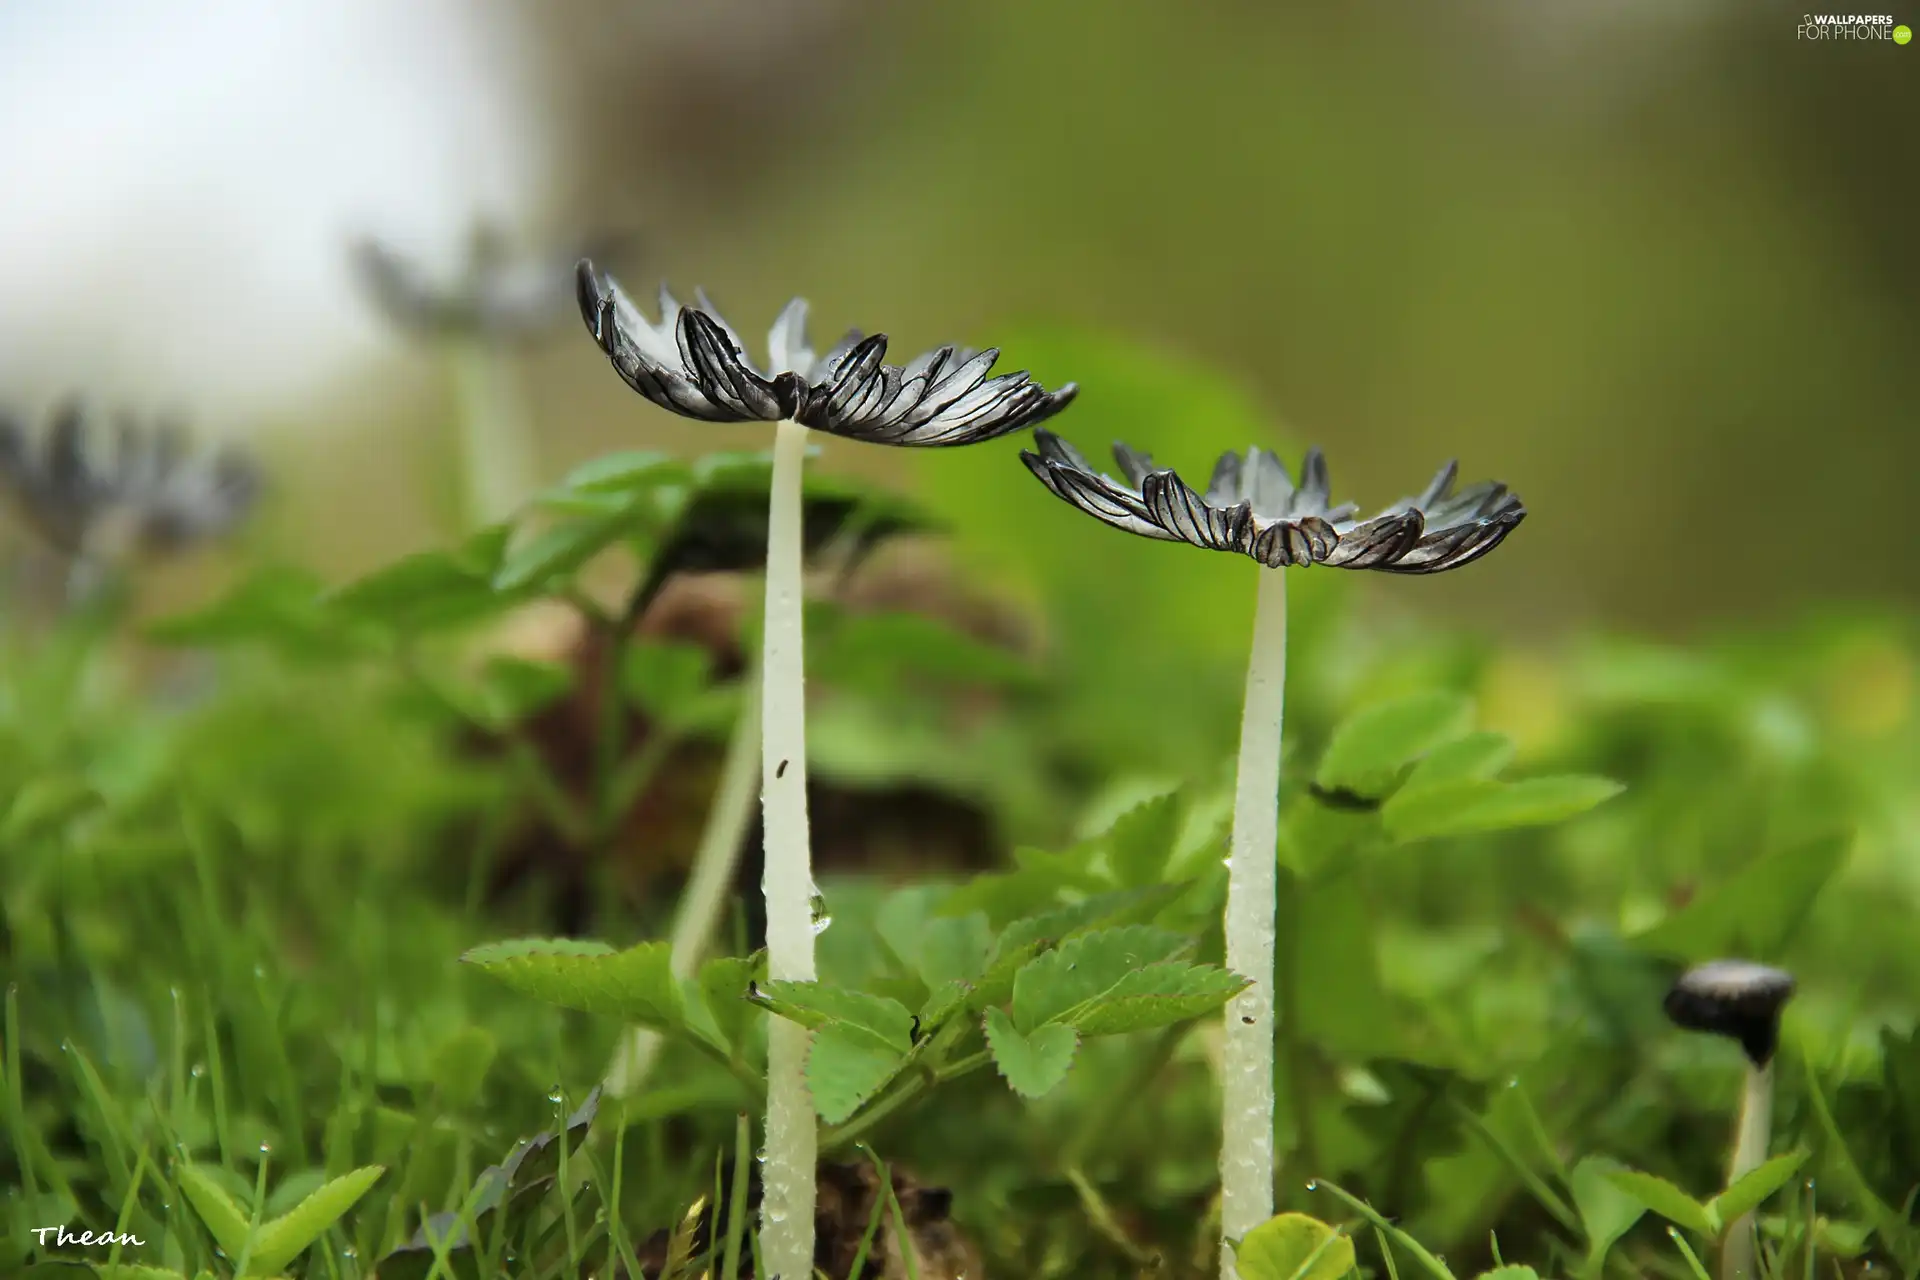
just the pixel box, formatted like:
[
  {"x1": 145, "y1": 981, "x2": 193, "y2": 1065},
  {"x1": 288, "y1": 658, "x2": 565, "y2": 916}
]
[
  {"x1": 1095, "y1": 789, "x2": 1185, "y2": 888},
  {"x1": 986, "y1": 884, "x2": 1189, "y2": 968},
  {"x1": 750, "y1": 982, "x2": 913, "y2": 1053},
  {"x1": 558, "y1": 450, "x2": 687, "y2": 495},
  {"x1": 1706, "y1": 1150, "x2": 1809, "y2": 1226},
  {"x1": 1383, "y1": 775, "x2": 1623, "y2": 843},
  {"x1": 429, "y1": 1027, "x2": 497, "y2": 1110},
  {"x1": 175, "y1": 1163, "x2": 252, "y2": 1261},
  {"x1": 145, "y1": 565, "x2": 366, "y2": 660},
  {"x1": 1474, "y1": 1269, "x2": 1540, "y2": 1280},
  {"x1": 1010, "y1": 926, "x2": 1189, "y2": 1032},
  {"x1": 247, "y1": 1165, "x2": 386, "y2": 1273},
  {"x1": 877, "y1": 887, "x2": 992, "y2": 990},
  {"x1": 1631, "y1": 833, "x2": 1852, "y2": 961},
  {"x1": 1065, "y1": 962, "x2": 1249, "y2": 1036},
  {"x1": 1568, "y1": 1156, "x2": 1646, "y2": 1276},
  {"x1": 1234, "y1": 1212, "x2": 1357, "y2": 1280},
  {"x1": 917, "y1": 980, "x2": 972, "y2": 1035},
  {"x1": 1402, "y1": 731, "x2": 1515, "y2": 790},
  {"x1": 493, "y1": 512, "x2": 639, "y2": 592},
  {"x1": 1316, "y1": 691, "x2": 1474, "y2": 797},
  {"x1": 620, "y1": 641, "x2": 716, "y2": 727},
  {"x1": 476, "y1": 656, "x2": 576, "y2": 725},
  {"x1": 1600, "y1": 1168, "x2": 1713, "y2": 1236},
  {"x1": 808, "y1": 1023, "x2": 909, "y2": 1124},
  {"x1": 462, "y1": 939, "x2": 683, "y2": 1029},
  {"x1": 326, "y1": 528, "x2": 522, "y2": 632},
  {"x1": 696, "y1": 953, "x2": 765, "y2": 1054},
  {"x1": 983, "y1": 1008, "x2": 1078, "y2": 1100}
]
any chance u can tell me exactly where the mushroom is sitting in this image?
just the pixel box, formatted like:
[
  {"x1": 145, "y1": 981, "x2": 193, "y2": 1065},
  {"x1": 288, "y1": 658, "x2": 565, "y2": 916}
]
[{"x1": 1663, "y1": 959, "x2": 1797, "y2": 1280}]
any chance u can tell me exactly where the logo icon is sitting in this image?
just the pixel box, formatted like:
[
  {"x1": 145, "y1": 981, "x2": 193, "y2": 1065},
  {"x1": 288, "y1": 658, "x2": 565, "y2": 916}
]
[{"x1": 1896, "y1": 22, "x2": 1913, "y2": 41}]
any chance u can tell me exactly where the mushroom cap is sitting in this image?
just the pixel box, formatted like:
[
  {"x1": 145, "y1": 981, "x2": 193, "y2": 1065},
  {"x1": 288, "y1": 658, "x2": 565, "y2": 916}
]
[{"x1": 1663, "y1": 959, "x2": 1797, "y2": 1065}]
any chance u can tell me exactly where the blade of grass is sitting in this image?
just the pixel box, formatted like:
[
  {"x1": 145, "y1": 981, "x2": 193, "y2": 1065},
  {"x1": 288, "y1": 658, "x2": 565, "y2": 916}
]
[
  {"x1": 1448, "y1": 1096, "x2": 1582, "y2": 1235},
  {"x1": 723, "y1": 1114, "x2": 751, "y2": 1280},
  {"x1": 1312, "y1": 1179, "x2": 1457, "y2": 1280},
  {"x1": 7, "y1": 984, "x2": 48, "y2": 1216},
  {"x1": 1667, "y1": 1226, "x2": 1713, "y2": 1280}
]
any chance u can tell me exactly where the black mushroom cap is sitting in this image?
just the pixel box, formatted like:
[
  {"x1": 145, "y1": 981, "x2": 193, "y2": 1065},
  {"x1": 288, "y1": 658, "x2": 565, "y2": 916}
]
[{"x1": 1663, "y1": 959, "x2": 1797, "y2": 1066}]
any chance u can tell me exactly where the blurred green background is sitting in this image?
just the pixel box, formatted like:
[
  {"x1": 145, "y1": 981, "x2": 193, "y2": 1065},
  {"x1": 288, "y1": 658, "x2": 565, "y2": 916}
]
[{"x1": 5, "y1": 0, "x2": 1917, "y2": 635}]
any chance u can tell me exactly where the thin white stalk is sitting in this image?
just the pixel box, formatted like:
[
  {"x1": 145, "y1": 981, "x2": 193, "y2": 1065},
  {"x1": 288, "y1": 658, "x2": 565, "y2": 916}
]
[
  {"x1": 447, "y1": 339, "x2": 538, "y2": 530},
  {"x1": 1221, "y1": 565, "x2": 1286, "y2": 1279},
  {"x1": 758, "y1": 416, "x2": 817, "y2": 1279},
  {"x1": 1720, "y1": 1061, "x2": 1774, "y2": 1280},
  {"x1": 602, "y1": 669, "x2": 764, "y2": 1096}
]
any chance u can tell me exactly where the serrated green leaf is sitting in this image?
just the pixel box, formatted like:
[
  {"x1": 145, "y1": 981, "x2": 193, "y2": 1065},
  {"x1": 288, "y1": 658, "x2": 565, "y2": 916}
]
[
  {"x1": 983, "y1": 1008, "x2": 1078, "y2": 1099},
  {"x1": 1383, "y1": 775, "x2": 1623, "y2": 843},
  {"x1": 1234, "y1": 1212, "x2": 1356, "y2": 1280},
  {"x1": 1402, "y1": 731, "x2": 1515, "y2": 790},
  {"x1": 462, "y1": 939, "x2": 683, "y2": 1029},
  {"x1": 917, "y1": 979, "x2": 972, "y2": 1034},
  {"x1": 1631, "y1": 833, "x2": 1851, "y2": 961},
  {"x1": 492, "y1": 512, "x2": 639, "y2": 592},
  {"x1": 877, "y1": 887, "x2": 992, "y2": 990},
  {"x1": 987, "y1": 884, "x2": 1189, "y2": 968},
  {"x1": 247, "y1": 1165, "x2": 385, "y2": 1273},
  {"x1": 1601, "y1": 1168, "x2": 1713, "y2": 1235},
  {"x1": 751, "y1": 982, "x2": 913, "y2": 1053},
  {"x1": 1010, "y1": 926, "x2": 1189, "y2": 1032},
  {"x1": 808, "y1": 1023, "x2": 909, "y2": 1124},
  {"x1": 1317, "y1": 691, "x2": 1474, "y2": 797},
  {"x1": 696, "y1": 953, "x2": 765, "y2": 1053},
  {"x1": 1706, "y1": 1150, "x2": 1808, "y2": 1225},
  {"x1": 1096, "y1": 790, "x2": 1185, "y2": 888},
  {"x1": 175, "y1": 1163, "x2": 252, "y2": 1261},
  {"x1": 1066, "y1": 962, "x2": 1249, "y2": 1036}
]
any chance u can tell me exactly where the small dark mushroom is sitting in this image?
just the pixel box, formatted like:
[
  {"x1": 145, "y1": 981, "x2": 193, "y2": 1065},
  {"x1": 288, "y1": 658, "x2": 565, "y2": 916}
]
[
  {"x1": 1664, "y1": 959, "x2": 1797, "y2": 1280},
  {"x1": 1662, "y1": 959, "x2": 1795, "y2": 1066}
]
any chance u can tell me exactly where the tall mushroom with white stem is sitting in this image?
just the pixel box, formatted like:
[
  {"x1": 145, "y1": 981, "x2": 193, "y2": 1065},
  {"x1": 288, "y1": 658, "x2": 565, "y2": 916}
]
[
  {"x1": 1663, "y1": 959, "x2": 1798, "y2": 1280},
  {"x1": 1018, "y1": 432, "x2": 1524, "y2": 1279},
  {"x1": 573, "y1": 261, "x2": 1076, "y2": 1279}
]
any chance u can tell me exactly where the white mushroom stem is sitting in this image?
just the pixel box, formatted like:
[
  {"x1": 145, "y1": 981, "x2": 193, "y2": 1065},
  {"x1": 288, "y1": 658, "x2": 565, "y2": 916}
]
[
  {"x1": 447, "y1": 339, "x2": 538, "y2": 529},
  {"x1": 1721, "y1": 1060, "x2": 1774, "y2": 1280},
  {"x1": 758, "y1": 416, "x2": 818, "y2": 1279},
  {"x1": 1221, "y1": 564, "x2": 1286, "y2": 1279}
]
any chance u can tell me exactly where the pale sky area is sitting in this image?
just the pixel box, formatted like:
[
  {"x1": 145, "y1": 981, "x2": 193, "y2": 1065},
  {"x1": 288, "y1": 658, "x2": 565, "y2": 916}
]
[{"x1": 0, "y1": 0, "x2": 555, "y2": 435}]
